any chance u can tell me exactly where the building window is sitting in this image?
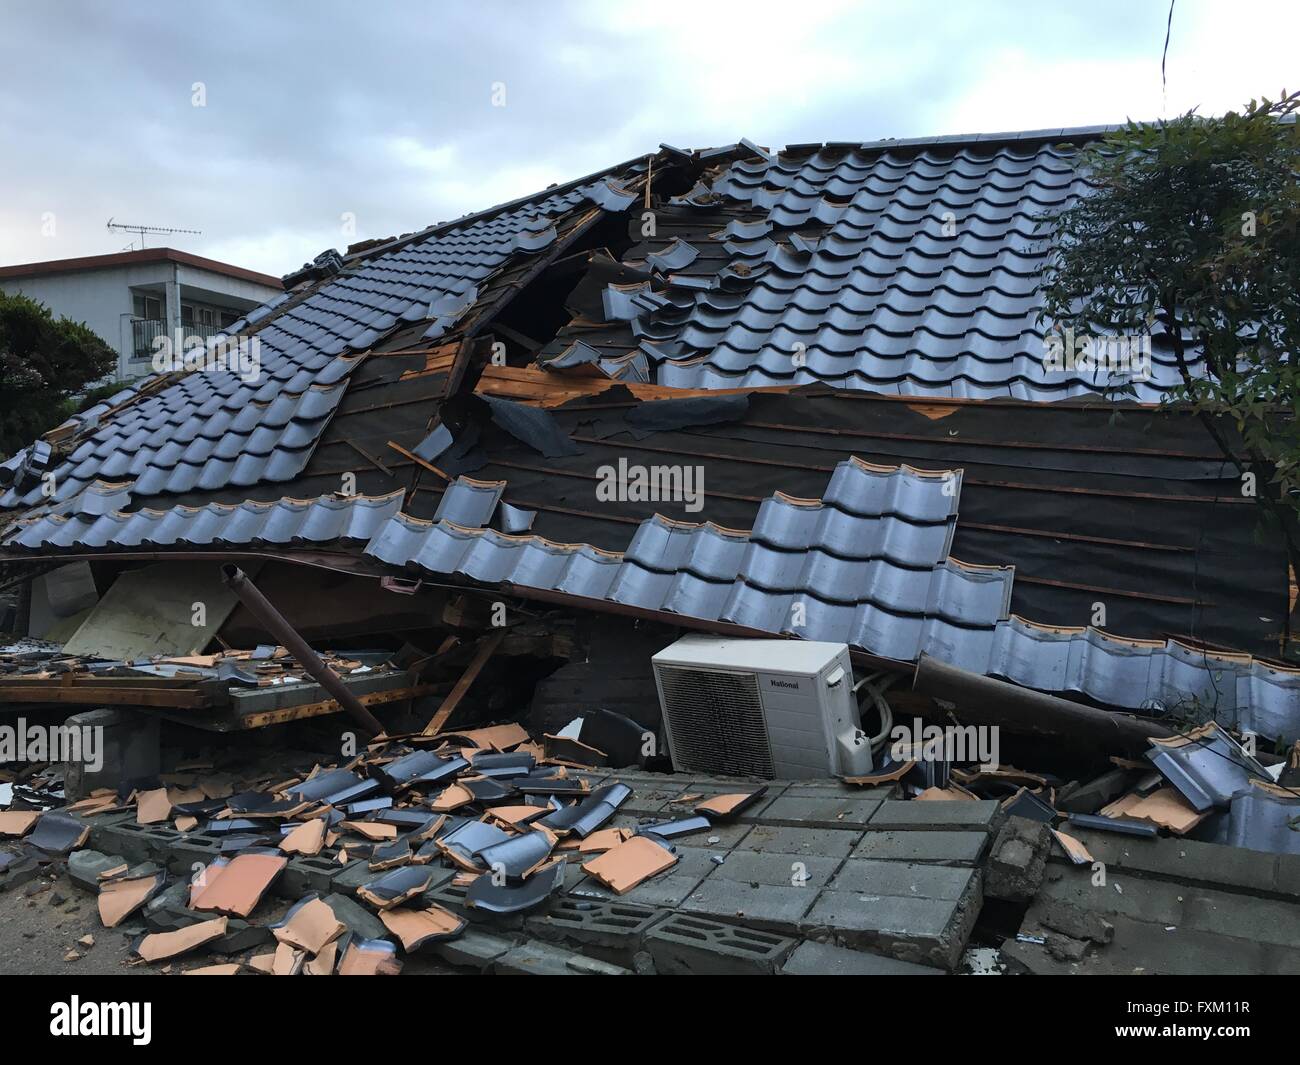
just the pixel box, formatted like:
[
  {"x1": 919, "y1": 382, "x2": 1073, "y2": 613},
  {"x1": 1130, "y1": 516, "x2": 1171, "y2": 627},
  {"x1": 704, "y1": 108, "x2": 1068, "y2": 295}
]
[{"x1": 133, "y1": 293, "x2": 162, "y2": 320}]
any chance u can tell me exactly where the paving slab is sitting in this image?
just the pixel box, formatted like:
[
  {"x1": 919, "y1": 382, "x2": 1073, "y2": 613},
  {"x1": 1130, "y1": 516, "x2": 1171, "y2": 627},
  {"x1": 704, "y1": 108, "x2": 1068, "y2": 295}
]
[
  {"x1": 852, "y1": 830, "x2": 987, "y2": 865},
  {"x1": 1035, "y1": 864, "x2": 1300, "y2": 948},
  {"x1": 1003, "y1": 911, "x2": 1300, "y2": 975},
  {"x1": 610, "y1": 814, "x2": 752, "y2": 850},
  {"x1": 651, "y1": 781, "x2": 785, "y2": 821},
  {"x1": 678, "y1": 879, "x2": 817, "y2": 932},
  {"x1": 780, "y1": 938, "x2": 944, "y2": 975},
  {"x1": 611, "y1": 772, "x2": 698, "y2": 815},
  {"x1": 868, "y1": 800, "x2": 1000, "y2": 831},
  {"x1": 734, "y1": 824, "x2": 862, "y2": 858},
  {"x1": 802, "y1": 861, "x2": 982, "y2": 969},
  {"x1": 828, "y1": 859, "x2": 975, "y2": 900},
  {"x1": 755, "y1": 794, "x2": 881, "y2": 830},
  {"x1": 665, "y1": 845, "x2": 738, "y2": 881},
  {"x1": 1056, "y1": 828, "x2": 1299, "y2": 899},
  {"x1": 780, "y1": 780, "x2": 894, "y2": 796},
  {"x1": 802, "y1": 890, "x2": 977, "y2": 971},
  {"x1": 703, "y1": 848, "x2": 840, "y2": 890},
  {"x1": 569, "y1": 870, "x2": 707, "y2": 909}
]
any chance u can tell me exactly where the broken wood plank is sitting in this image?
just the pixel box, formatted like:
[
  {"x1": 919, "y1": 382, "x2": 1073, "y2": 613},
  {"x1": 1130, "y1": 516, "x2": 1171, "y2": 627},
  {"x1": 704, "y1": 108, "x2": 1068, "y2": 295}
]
[{"x1": 421, "y1": 629, "x2": 506, "y2": 736}]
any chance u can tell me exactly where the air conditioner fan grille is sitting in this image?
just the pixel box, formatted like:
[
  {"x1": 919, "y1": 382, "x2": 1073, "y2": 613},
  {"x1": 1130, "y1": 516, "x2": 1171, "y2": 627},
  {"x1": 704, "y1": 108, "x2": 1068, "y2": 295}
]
[{"x1": 658, "y1": 664, "x2": 774, "y2": 778}]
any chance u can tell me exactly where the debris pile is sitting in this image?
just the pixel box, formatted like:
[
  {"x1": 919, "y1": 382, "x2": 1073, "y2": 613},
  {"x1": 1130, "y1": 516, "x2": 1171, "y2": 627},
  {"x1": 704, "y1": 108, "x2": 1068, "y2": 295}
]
[{"x1": 2, "y1": 128, "x2": 1300, "y2": 977}]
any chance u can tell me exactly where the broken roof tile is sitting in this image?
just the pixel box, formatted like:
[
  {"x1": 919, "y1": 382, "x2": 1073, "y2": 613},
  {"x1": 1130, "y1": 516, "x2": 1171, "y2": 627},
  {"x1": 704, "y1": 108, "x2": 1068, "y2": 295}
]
[
  {"x1": 581, "y1": 833, "x2": 677, "y2": 894},
  {"x1": 190, "y1": 850, "x2": 287, "y2": 917},
  {"x1": 379, "y1": 904, "x2": 466, "y2": 952}
]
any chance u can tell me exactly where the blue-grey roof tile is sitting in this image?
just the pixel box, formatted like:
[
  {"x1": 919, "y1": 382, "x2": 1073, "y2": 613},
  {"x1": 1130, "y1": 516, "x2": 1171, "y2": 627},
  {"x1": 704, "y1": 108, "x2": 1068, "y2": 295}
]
[
  {"x1": 433, "y1": 477, "x2": 506, "y2": 528},
  {"x1": 611, "y1": 139, "x2": 1213, "y2": 400}
]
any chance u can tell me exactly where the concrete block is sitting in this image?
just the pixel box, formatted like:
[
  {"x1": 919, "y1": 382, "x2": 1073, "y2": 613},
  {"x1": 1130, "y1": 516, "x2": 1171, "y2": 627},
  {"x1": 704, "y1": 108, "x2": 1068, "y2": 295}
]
[
  {"x1": 210, "y1": 919, "x2": 272, "y2": 955},
  {"x1": 143, "y1": 880, "x2": 201, "y2": 933},
  {"x1": 985, "y1": 815, "x2": 1050, "y2": 902},
  {"x1": 1044, "y1": 930, "x2": 1089, "y2": 962},
  {"x1": 1034, "y1": 898, "x2": 1114, "y2": 944},
  {"x1": 277, "y1": 854, "x2": 342, "y2": 899},
  {"x1": 868, "y1": 800, "x2": 1000, "y2": 832},
  {"x1": 163, "y1": 836, "x2": 224, "y2": 876},
  {"x1": 87, "y1": 817, "x2": 158, "y2": 865},
  {"x1": 433, "y1": 926, "x2": 517, "y2": 972},
  {"x1": 322, "y1": 892, "x2": 388, "y2": 941},
  {"x1": 780, "y1": 939, "x2": 944, "y2": 975},
  {"x1": 428, "y1": 877, "x2": 530, "y2": 929},
  {"x1": 61, "y1": 707, "x2": 160, "y2": 801},
  {"x1": 526, "y1": 897, "x2": 664, "y2": 964},
  {"x1": 67, "y1": 849, "x2": 129, "y2": 894},
  {"x1": 333, "y1": 858, "x2": 382, "y2": 895},
  {"x1": 495, "y1": 939, "x2": 631, "y2": 975},
  {"x1": 853, "y1": 830, "x2": 987, "y2": 865},
  {"x1": 733, "y1": 824, "x2": 861, "y2": 858},
  {"x1": 1057, "y1": 768, "x2": 1136, "y2": 814},
  {"x1": 135, "y1": 826, "x2": 188, "y2": 864},
  {"x1": 0, "y1": 851, "x2": 41, "y2": 894},
  {"x1": 645, "y1": 912, "x2": 795, "y2": 974},
  {"x1": 756, "y1": 794, "x2": 881, "y2": 830}
]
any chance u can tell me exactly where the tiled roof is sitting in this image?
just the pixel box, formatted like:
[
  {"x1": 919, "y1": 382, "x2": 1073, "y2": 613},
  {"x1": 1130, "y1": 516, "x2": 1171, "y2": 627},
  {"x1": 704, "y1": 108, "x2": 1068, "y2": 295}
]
[
  {"x1": 9, "y1": 465, "x2": 1295, "y2": 736},
  {"x1": 557, "y1": 136, "x2": 1209, "y2": 400},
  {"x1": 369, "y1": 460, "x2": 1013, "y2": 636},
  {"x1": 0, "y1": 176, "x2": 637, "y2": 514},
  {"x1": 5, "y1": 490, "x2": 403, "y2": 550}
]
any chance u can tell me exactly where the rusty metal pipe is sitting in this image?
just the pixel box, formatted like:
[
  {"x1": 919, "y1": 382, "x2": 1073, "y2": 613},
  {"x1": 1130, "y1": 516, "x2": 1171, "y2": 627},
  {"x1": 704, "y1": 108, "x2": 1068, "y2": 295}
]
[
  {"x1": 913, "y1": 653, "x2": 1173, "y2": 754},
  {"x1": 220, "y1": 564, "x2": 384, "y2": 735}
]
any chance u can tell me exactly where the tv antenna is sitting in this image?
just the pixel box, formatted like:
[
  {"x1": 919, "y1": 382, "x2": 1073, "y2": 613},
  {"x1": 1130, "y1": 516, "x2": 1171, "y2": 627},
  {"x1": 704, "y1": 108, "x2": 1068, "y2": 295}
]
[{"x1": 106, "y1": 218, "x2": 202, "y2": 250}]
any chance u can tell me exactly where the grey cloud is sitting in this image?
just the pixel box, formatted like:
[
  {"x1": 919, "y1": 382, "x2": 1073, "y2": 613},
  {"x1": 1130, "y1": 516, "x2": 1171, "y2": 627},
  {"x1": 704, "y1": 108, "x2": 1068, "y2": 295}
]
[{"x1": 0, "y1": 0, "x2": 1264, "y2": 275}]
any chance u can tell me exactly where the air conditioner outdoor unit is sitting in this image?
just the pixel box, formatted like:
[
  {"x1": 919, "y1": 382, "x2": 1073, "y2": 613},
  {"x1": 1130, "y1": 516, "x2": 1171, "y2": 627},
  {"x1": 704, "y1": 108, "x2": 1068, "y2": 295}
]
[{"x1": 652, "y1": 635, "x2": 873, "y2": 780}]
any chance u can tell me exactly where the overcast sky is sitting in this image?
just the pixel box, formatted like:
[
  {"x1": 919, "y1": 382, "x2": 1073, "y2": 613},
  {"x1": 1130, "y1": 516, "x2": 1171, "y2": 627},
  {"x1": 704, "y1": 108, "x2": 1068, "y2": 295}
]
[{"x1": 1, "y1": 0, "x2": 1296, "y2": 277}]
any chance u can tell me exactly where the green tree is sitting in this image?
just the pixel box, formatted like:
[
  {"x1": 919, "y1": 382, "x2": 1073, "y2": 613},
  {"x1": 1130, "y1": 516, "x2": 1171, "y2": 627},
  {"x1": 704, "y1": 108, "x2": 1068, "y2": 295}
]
[
  {"x1": 0, "y1": 291, "x2": 117, "y2": 459},
  {"x1": 1040, "y1": 92, "x2": 1300, "y2": 587}
]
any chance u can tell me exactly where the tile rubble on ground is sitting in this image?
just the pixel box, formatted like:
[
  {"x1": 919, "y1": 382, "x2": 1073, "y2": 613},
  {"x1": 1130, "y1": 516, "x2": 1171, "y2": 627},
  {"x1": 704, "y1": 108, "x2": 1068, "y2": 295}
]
[
  {"x1": 3, "y1": 696, "x2": 1299, "y2": 975},
  {"x1": 0, "y1": 716, "x2": 1026, "y2": 974}
]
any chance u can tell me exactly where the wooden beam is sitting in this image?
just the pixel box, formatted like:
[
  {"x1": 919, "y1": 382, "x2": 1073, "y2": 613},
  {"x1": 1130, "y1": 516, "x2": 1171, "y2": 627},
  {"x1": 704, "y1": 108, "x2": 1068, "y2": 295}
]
[
  {"x1": 236, "y1": 682, "x2": 444, "y2": 730},
  {"x1": 386, "y1": 440, "x2": 450, "y2": 481},
  {"x1": 0, "y1": 685, "x2": 215, "y2": 708},
  {"x1": 421, "y1": 629, "x2": 506, "y2": 736}
]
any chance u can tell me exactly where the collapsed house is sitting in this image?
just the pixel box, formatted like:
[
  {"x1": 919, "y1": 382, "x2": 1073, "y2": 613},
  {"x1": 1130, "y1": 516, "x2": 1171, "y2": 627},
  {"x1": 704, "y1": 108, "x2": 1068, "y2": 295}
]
[{"x1": 1, "y1": 126, "x2": 1299, "y2": 975}]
